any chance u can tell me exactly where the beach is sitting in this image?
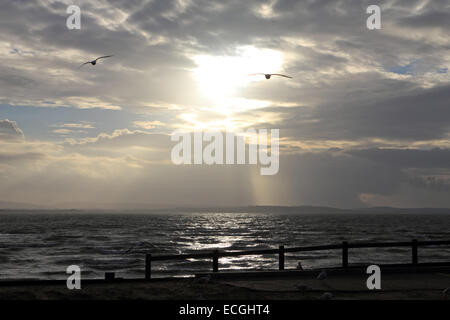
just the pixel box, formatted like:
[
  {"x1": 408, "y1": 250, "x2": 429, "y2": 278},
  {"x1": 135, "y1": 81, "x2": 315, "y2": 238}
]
[{"x1": 1, "y1": 266, "x2": 449, "y2": 300}]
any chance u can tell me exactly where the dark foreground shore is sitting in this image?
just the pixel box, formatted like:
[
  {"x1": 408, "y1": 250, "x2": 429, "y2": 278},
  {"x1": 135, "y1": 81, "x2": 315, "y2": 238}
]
[{"x1": 1, "y1": 266, "x2": 449, "y2": 300}]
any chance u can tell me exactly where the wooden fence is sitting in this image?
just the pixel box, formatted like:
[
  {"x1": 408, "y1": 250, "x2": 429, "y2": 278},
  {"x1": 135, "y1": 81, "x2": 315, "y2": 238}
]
[{"x1": 144, "y1": 239, "x2": 450, "y2": 279}]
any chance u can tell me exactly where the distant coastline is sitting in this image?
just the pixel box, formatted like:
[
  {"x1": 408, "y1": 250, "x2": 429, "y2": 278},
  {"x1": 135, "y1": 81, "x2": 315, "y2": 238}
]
[{"x1": 1, "y1": 202, "x2": 450, "y2": 214}]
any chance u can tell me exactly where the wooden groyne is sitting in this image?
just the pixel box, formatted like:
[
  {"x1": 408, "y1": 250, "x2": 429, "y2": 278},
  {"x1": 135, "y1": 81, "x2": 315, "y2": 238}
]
[{"x1": 144, "y1": 239, "x2": 450, "y2": 279}]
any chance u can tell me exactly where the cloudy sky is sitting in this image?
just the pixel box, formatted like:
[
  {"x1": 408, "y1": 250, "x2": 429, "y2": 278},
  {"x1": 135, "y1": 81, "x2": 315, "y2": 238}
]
[{"x1": 0, "y1": 0, "x2": 449, "y2": 209}]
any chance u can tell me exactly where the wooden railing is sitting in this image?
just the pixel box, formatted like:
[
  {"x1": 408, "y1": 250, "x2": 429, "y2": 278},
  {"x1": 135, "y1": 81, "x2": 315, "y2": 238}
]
[{"x1": 144, "y1": 239, "x2": 450, "y2": 279}]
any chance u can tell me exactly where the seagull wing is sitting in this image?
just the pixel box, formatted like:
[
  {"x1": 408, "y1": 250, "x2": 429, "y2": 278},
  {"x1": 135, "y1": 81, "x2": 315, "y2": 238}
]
[
  {"x1": 95, "y1": 55, "x2": 114, "y2": 61},
  {"x1": 271, "y1": 73, "x2": 293, "y2": 78},
  {"x1": 248, "y1": 73, "x2": 266, "y2": 76},
  {"x1": 78, "y1": 61, "x2": 92, "y2": 69}
]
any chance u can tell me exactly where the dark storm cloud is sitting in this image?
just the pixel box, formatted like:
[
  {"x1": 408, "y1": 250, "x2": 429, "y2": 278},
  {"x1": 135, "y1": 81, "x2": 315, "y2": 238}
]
[
  {"x1": 398, "y1": 10, "x2": 450, "y2": 29},
  {"x1": 121, "y1": 0, "x2": 393, "y2": 54},
  {"x1": 395, "y1": 0, "x2": 450, "y2": 30},
  {"x1": 252, "y1": 81, "x2": 450, "y2": 142},
  {"x1": 312, "y1": 83, "x2": 450, "y2": 141},
  {"x1": 269, "y1": 147, "x2": 450, "y2": 207},
  {"x1": 274, "y1": 151, "x2": 406, "y2": 206},
  {"x1": 408, "y1": 174, "x2": 450, "y2": 192},
  {"x1": 347, "y1": 148, "x2": 450, "y2": 169}
]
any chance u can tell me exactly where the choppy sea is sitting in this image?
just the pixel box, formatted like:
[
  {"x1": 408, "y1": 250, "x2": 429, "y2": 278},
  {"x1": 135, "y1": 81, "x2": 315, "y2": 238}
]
[{"x1": 0, "y1": 211, "x2": 449, "y2": 280}]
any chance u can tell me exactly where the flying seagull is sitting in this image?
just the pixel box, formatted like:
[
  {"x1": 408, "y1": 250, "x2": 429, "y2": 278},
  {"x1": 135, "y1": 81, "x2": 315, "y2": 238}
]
[
  {"x1": 249, "y1": 73, "x2": 292, "y2": 80},
  {"x1": 79, "y1": 55, "x2": 114, "y2": 68}
]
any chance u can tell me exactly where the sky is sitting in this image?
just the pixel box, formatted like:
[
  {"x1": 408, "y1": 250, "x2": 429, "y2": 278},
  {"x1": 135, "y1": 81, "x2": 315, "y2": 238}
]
[{"x1": 0, "y1": 0, "x2": 449, "y2": 209}]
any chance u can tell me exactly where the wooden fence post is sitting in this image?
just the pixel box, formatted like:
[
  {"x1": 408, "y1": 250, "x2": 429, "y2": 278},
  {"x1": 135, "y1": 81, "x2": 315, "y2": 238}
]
[
  {"x1": 279, "y1": 245, "x2": 285, "y2": 270},
  {"x1": 342, "y1": 241, "x2": 349, "y2": 268},
  {"x1": 412, "y1": 239, "x2": 418, "y2": 265},
  {"x1": 213, "y1": 250, "x2": 219, "y2": 272},
  {"x1": 145, "y1": 253, "x2": 152, "y2": 280}
]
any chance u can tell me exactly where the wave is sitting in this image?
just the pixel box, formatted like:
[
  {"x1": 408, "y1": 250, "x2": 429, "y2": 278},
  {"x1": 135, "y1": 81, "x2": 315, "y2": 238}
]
[{"x1": 0, "y1": 211, "x2": 449, "y2": 280}]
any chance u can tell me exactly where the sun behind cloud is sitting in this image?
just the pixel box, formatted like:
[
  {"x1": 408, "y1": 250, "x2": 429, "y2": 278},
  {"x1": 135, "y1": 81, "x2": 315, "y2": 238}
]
[{"x1": 192, "y1": 46, "x2": 284, "y2": 104}]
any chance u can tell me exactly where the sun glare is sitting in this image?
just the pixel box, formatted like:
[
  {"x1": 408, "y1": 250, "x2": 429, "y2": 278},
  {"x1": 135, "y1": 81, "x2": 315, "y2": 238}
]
[{"x1": 192, "y1": 46, "x2": 284, "y2": 103}]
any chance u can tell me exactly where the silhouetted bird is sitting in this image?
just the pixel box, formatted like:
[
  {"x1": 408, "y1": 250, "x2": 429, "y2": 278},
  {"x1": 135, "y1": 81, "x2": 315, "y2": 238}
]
[
  {"x1": 79, "y1": 55, "x2": 114, "y2": 68},
  {"x1": 249, "y1": 73, "x2": 292, "y2": 80}
]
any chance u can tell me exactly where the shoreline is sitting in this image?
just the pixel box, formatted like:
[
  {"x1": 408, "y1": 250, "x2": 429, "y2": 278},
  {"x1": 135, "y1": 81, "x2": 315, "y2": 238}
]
[{"x1": 1, "y1": 265, "x2": 449, "y2": 300}]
